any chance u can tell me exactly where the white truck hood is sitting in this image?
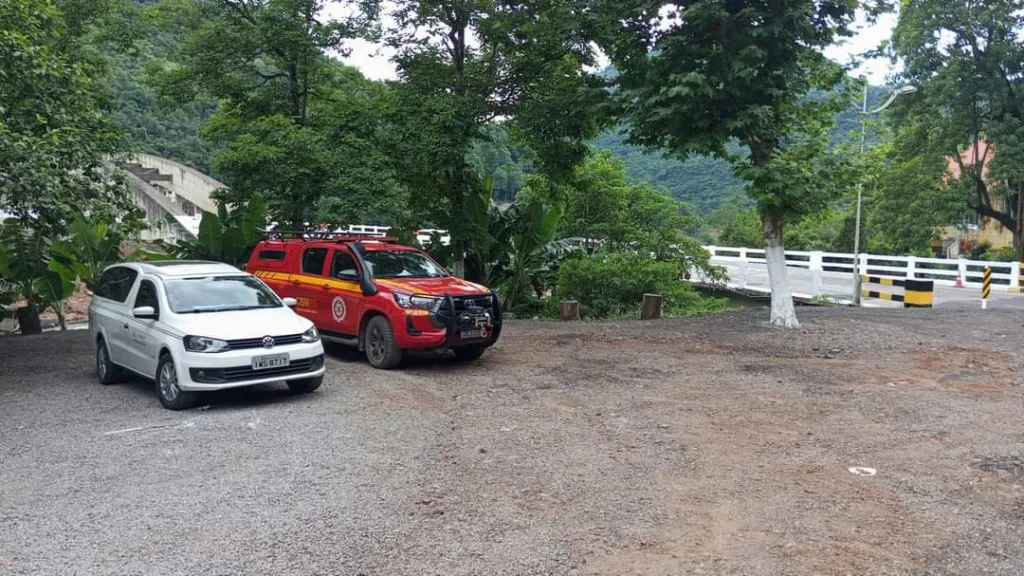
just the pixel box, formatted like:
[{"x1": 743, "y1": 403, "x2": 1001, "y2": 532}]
[{"x1": 166, "y1": 306, "x2": 314, "y2": 340}]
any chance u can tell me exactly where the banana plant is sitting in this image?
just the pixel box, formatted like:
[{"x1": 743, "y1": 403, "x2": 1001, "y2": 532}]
[
  {"x1": 0, "y1": 220, "x2": 74, "y2": 334},
  {"x1": 472, "y1": 195, "x2": 575, "y2": 312},
  {"x1": 157, "y1": 197, "x2": 267, "y2": 268},
  {"x1": 48, "y1": 213, "x2": 127, "y2": 291}
]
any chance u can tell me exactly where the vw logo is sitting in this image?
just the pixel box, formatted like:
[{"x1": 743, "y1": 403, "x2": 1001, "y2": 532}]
[{"x1": 261, "y1": 336, "x2": 275, "y2": 349}]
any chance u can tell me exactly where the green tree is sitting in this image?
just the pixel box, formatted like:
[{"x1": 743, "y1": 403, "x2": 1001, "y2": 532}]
[
  {"x1": 384, "y1": 0, "x2": 611, "y2": 279},
  {"x1": 888, "y1": 0, "x2": 1024, "y2": 259},
  {"x1": 154, "y1": 0, "x2": 381, "y2": 228},
  {"x1": 108, "y1": 24, "x2": 221, "y2": 174},
  {"x1": 523, "y1": 148, "x2": 722, "y2": 281},
  {"x1": 159, "y1": 197, "x2": 267, "y2": 267},
  {"x1": 0, "y1": 0, "x2": 139, "y2": 236},
  {"x1": 595, "y1": 0, "x2": 858, "y2": 328}
]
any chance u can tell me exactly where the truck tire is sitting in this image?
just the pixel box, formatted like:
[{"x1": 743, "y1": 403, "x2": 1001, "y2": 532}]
[
  {"x1": 453, "y1": 345, "x2": 487, "y2": 362},
  {"x1": 287, "y1": 375, "x2": 323, "y2": 394},
  {"x1": 95, "y1": 337, "x2": 123, "y2": 385},
  {"x1": 364, "y1": 315, "x2": 403, "y2": 369},
  {"x1": 156, "y1": 354, "x2": 198, "y2": 411}
]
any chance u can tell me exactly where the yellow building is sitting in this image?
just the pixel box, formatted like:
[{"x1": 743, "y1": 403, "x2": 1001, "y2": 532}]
[{"x1": 933, "y1": 139, "x2": 1015, "y2": 257}]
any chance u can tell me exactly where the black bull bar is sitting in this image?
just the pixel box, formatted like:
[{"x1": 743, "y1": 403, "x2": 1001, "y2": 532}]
[{"x1": 441, "y1": 293, "x2": 503, "y2": 349}]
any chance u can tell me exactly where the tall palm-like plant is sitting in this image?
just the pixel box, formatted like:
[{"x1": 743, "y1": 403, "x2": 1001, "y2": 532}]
[
  {"x1": 0, "y1": 220, "x2": 74, "y2": 334},
  {"x1": 157, "y1": 198, "x2": 267, "y2": 268},
  {"x1": 502, "y1": 200, "x2": 564, "y2": 311},
  {"x1": 478, "y1": 197, "x2": 572, "y2": 312},
  {"x1": 49, "y1": 213, "x2": 128, "y2": 291}
]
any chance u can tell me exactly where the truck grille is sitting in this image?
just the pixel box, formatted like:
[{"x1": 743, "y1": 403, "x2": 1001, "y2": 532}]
[
  {"x1": 189, "y1": 355, "x2": 324, "y2": 384},
  {"x1": 452, "y1": 295, "x2": 494, "y2": 313},
  {"x1": 226, "y1": 334, "x2": 303, "y2": 350}
]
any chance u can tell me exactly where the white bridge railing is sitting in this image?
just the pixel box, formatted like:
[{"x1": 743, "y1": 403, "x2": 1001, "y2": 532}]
[{"x1": 704, "y1": 246, "x2": 1022, "y2": 293}]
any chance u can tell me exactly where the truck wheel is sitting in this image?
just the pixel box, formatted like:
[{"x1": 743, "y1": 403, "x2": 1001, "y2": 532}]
[
  {"x1": 156, "y1": 354, "x2": 198, "y2": 411},
  {"x1": 287, "y1": 375, "x2": 323, "y2": 394},
  {"x1": 96, "y1": 338, "x2": 123, "y2": 385},
  {"x1": 365, "y1": 316, "x2": 403, "y2": 369},
  {"x1": 453, "y1": 346, "x2": 487, "y2": 362}
]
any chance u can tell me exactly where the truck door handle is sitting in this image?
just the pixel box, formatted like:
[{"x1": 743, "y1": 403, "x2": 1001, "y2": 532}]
[
  {"x1": 123, "y1": 323, "x2": 129, "y2": 330},
  {"x1": 290, "y1": 280, "x2": 301, "y2": 286},
  {"x1": 321, "y1": 284, "x2": 331, "y2": 290}
]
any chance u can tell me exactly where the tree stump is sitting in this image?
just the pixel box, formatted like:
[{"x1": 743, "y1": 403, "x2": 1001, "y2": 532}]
[
  {"x1": 16, "y1": 304, "x2": 42, "y2": 335},
  {"x1": 560, "y1": 300, "x2": 580, "y2": 321},
  {"x1": 641, "y1": 294, "x2": 662, "y2": 320}
]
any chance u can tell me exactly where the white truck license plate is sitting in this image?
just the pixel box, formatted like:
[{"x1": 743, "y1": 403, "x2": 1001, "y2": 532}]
[
  {"x1": 252, "y1": 354, "x2": 289, "y2": 370},
  {"x1": 459, "y1": 329, "x2": 484, "y2": 340}
]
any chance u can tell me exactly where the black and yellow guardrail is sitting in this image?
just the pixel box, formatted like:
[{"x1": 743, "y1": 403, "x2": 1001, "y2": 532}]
[{"x1": 860, "y1": 275, "x2": 934, "y2": 308}]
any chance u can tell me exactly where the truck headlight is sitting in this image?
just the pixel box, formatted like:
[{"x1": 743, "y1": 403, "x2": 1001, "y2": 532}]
[
  {"x1": 394, "y1": 293, "x2": 442, "y2": 313},
  {"x1": 301, "y1": 326, "x2": 320, "y2": 343},
  {"x1": 184, "y1": 335, "x2": 229, "y2": 353}
]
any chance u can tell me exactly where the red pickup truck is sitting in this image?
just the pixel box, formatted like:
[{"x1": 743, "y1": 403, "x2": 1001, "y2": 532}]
[{"x1": 245, "y1": 234, "x2": 501, "y2": 369}]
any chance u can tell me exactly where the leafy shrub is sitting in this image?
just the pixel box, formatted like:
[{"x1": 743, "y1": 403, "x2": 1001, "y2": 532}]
[
  {"x1": 555, "y1": 251, "x2": 726, "y2": 319},
  {"x1": 983, "y1": 246, "x2": 1017, "y2": 262},
  {"x1": 968, "y1": 241, "x2": 992, "y2": 260}
]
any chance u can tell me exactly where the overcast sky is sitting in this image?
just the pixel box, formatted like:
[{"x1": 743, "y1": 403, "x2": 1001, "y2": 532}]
[{"x1": 332, "y1": 7, "x2": 899, "y2": 85}]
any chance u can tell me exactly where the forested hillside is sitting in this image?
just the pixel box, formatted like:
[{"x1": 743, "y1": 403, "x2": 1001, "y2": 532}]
[
  {"x1": 589, "y1": 84, "x2": 889, "y2": 213},
  {"x1": 109, "y1": 33, "x2": 220, "y2": 174},
  {"x1": 105, "y1": 3, "x2": 886, "y2": 216}
]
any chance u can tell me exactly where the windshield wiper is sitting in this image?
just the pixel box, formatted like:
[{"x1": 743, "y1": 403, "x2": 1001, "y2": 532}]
[{"x1": 181, "y1": 305, "x2": 275, "y2": 313}]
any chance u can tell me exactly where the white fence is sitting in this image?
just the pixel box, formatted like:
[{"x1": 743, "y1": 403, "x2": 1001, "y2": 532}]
[{"x1": 704, "y1": 246, "x2": 1022, "y2": 293}]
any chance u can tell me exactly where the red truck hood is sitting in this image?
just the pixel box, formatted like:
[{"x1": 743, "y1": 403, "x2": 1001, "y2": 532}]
[{"x1": 376, "y1": 276, "x2": 491, "y2": 296}]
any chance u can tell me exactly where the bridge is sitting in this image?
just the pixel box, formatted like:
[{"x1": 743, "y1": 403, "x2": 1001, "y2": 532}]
[
  {"x1": 701, "y1": 246, "x2": 1024, "y2": 310},
  {"x1": 121, "y1": 153, "x2": 225, "y2": 242}
]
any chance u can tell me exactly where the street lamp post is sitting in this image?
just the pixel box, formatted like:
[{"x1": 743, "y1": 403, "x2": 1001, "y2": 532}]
[{"x1": 851, "y1": 83, "x2": 917, "y2": 305}]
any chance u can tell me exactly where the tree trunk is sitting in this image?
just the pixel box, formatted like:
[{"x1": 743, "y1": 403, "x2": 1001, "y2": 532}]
[
  {"x1": 1015, "y1": 190, "x2": 1024, "y2": 262},
  {"x1": 762, "y1": 212, "x2": 799, "y2": 329},
  {"x1": 641, "y1": 294, "x2": 662, "y2": 320},
  {"x1": 56, "y1": 303, "x2": 67, "y2": 331},
  {"x1": 17, "y1": 302, "x2": 42, "y2": 335},
  {"x1": 452, "y1": 240, "x2": 466, "y2": 279},
  {"x1": 560, "y1": 300, "x2": 580, "y2": 321}
]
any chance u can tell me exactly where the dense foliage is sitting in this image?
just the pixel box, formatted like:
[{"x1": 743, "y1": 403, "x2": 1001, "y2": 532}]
[
  {"x1": 13, "y1": 0, "x2": 1014, "y2": 331},
  {"x1": 555, "y1": 252, "x2": 726, "y2": 319},
  {"x1": 380, "y1": 0, "x2": 612, "y2": 278},
  {"x1": 0, "y1": 0, "x2": 141, "y2": 236},
  {"x1": 593, "y1": 0, "x2": 859, "y2": 328},
  {"x1": 887, "y1": 0, "x2": 1024, "y2": 259}
]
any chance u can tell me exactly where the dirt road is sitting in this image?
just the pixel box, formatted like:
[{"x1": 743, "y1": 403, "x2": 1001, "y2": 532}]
[{"x1": 2, "y1": 308, "x2": 1023, "y2": 575}]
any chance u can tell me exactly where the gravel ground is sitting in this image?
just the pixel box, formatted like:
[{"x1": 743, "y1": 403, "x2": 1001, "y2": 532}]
[{"x1": 2, "y1": 308, "x2": 1024, "y2": 575}]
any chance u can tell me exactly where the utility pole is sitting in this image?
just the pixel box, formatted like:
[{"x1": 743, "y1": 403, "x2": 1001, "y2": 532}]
[
  {"x1": 852, "y1": 83, "x2": 868, "y2": 306},
  {"x1": 851, "y1": 83, "x2": 918, "y2": 306}
]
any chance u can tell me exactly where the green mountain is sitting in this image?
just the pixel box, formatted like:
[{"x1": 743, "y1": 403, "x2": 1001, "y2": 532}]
[{"x1": 589, "y1": 84, "x2": 889, "y2": 214}]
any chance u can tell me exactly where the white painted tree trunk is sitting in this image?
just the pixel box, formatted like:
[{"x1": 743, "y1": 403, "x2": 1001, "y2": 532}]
[{"x1": 763, "y1": 213, "x2": 799, "y2": 329}]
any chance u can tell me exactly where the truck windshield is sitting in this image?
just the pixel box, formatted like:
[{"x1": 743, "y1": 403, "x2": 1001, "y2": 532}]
[
  {"x1": 164, "y1": 275, "x2": 282, "y2": 314},
  {"x1": 363, "y1": 250, "x2": 449, "y2": 279}
]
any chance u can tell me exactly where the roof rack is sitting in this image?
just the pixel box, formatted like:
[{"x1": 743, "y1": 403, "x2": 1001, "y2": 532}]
[{"x1": 263, "y1": 230, "x2": 398, "y2": 243}]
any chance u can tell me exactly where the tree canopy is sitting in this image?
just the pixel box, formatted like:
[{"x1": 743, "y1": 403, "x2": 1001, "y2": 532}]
[
  {"x1": 0, "y1": 0, "x2": 139, "y2": 235},
  {"x1": 888, "y1": 0, "x2": 1024, "y2": 259},
  {"x1": 593, "y1": 0, "x2": 858, "y2": 327}
]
